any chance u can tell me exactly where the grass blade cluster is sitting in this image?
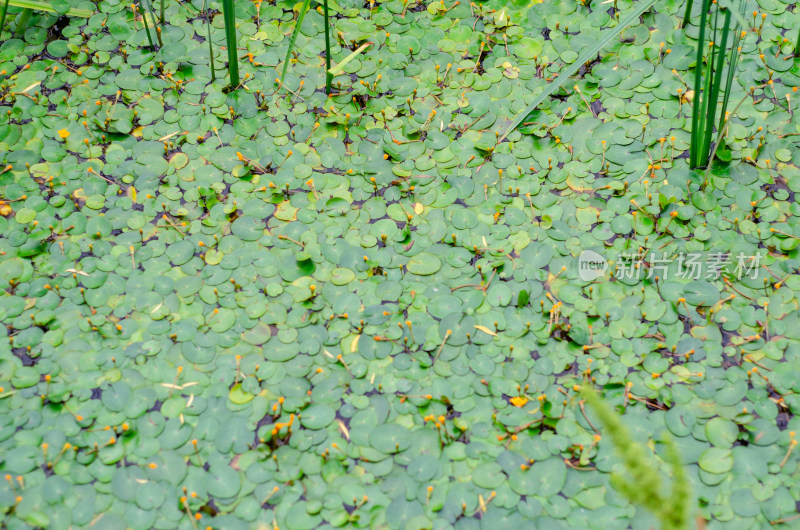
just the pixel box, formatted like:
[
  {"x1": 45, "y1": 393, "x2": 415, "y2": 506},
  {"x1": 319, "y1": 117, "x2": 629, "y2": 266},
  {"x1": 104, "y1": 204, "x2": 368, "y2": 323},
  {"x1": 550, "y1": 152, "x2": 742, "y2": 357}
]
[
  {"x1": 688, "y1": 0, "x2": 746, "y2": 169},
  {"x1": 280, "y1": 0, "x2": 333, "y2": 94},
  {"x1": 139, "y1": 0, "x2": 156, "y2": 50}
]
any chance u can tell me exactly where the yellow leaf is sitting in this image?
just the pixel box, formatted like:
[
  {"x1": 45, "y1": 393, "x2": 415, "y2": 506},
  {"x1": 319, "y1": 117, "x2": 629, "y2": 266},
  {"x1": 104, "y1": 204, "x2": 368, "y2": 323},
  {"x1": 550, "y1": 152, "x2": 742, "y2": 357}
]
[
  {"x1": 351, "y1": 335, "x2": 360, "y2": 352},
  {"x1": 128, "y1": 186, "x2": 137, "y2": 203},
  {"x1": 0, "y1": 201, "x2": 12, "y2": 217},
  {"x1": 474, "y1": 325, "x2": 496, "y2": 336},
  {"x1": 510, "y1": 396, "x2": 528, "y2": 408},
  {"x1": 57, "y1": 129, "x2": 70, "y2": 139},
  {"x1": 73, "y1": 188, "x2": 87, "y2": 200},
  {"x1": 274, "y1": 200, "x2": 298, "y2": 221},
  {"x1": 414, "y1": 202, "x2": 424, "y2": 215}
]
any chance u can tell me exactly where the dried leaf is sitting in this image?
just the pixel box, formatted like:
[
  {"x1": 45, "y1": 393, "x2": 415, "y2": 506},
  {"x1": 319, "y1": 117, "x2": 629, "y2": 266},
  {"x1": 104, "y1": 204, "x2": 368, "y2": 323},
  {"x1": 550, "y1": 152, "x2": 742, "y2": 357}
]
[
  {"x1": 336, "y1": 419, "x2": 350, "y2": 440},
  {"x1": 474, "y1": 325, "x2": 496, "y2": 336}
]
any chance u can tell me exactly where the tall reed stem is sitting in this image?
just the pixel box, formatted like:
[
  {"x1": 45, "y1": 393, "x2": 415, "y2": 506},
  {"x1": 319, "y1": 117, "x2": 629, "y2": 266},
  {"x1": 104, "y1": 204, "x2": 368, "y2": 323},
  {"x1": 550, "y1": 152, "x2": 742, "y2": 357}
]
[
  {"x1": 0, "y1": 0, "x2": 10, "y2": 35},
  {"x1": 689, "y1": 0, "x2": 745, "y2": 169},
  {"x1": 323, "y1": 0, "x2": 331, "y2": 94},
  {"x1": 221, "y1": 0, "x2": 238, "y2": 88},
  {"x1": 795, "y1": 27, "x2": 800, "y2": 57},
  {"x1": 682, "y1": 0, "x2": 693, "y2": 27},
  {"x1": 280, "y1": 0, "x2": 311, "y2": 88},
  {"x1": 14, "y1": 7, "x2": 30, "y2": 34},
  {"x1": 689, "y1": 0, "x2": 709, "y2": 169},
  {"x1": 203, "y1": 0, "x2": 215, "y2": 81}
]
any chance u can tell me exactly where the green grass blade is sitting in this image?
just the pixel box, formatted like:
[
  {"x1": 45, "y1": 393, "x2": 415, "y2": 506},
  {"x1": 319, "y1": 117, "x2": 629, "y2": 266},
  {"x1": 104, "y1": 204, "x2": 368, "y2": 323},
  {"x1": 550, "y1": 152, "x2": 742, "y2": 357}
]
[
  {"x1": 279, "y1": 0, "x2": 311, "y2": 87},
  {"x1": 698, "y1": 7, "x2": 719, "y2": 164},
  {"x1": 499, "y1": 0, "x2": 657, "y2": 142},
  {"x1": 323, "y1": 0, "x2": 331, "y2": 93},
  {"x1": 714, "y1": 0, "x2": 744, "y2": 161},
  {"x1": 221, "y1": 0, "x2": 239, "y2": 88},
  {"x1": 701, "y1": 9, "x2": 731, "y2": 166},
  {"x1": 697, "y1": 36, "x2": 714, "y2": 165},
  {"x1": 6, "y1": 0, "x2": 91, "y2": 17},
  {"x1": 717, "y1": 30, "x2": 740, "y2": 135},
  {"x1": 714, "y1": 0, "x2": 745, "y2": 96},
  {"x1": 689, "y1": 0, "x2": 709, "y2": 168},
  {"x1": 328, "y1": 42, "x2": 372, "y2": 76},
  {"x1": 0, "y1": 0, "x2": 11, "y2": 33}
]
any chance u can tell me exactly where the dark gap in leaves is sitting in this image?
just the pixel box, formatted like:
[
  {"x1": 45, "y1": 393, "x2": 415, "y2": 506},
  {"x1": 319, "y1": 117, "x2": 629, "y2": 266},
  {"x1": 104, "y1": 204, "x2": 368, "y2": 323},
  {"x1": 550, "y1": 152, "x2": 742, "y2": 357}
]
[{"x1": 12, "y1": 347, "x2": 38, "y2": 366}]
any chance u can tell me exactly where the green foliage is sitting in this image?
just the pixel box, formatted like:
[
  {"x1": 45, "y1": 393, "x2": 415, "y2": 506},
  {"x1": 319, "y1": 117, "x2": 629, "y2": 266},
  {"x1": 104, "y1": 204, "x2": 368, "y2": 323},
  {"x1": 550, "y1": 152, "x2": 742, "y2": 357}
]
[
  {"x1": 581, "y1": 387, "x2": 690, "y2": 530},
  {"x1": 687, "y1": 0, "x2": 746, "y2": 169},
  {"x1": 2, "y1": 0, "x2": 800, "y2": 527}
]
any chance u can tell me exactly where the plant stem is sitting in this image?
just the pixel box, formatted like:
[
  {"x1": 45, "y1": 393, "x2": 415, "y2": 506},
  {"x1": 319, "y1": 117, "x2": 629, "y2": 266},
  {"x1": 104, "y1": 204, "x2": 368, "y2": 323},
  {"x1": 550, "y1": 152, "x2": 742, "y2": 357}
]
[
  {"x1": 323, "y1": 0, "x2": 331, "y2": 94},
  {"x1": 280, "y1": 0, "x2": 311, "y2": 88},
  {"x1": 142, "y1": 0, "x2": 162, "y2": 46},
  {"x1": 682, "y1": 0, "x2": 693, "y2": 27},
  {"x1": 0, "y1": 0, "x2": 10, "y2": 35},
  {"x1": 689, "y1": 0, "x2": 709, "y2": 168},
  {"x1": 701, "y1": 9, "x2": 731, "y2": 166},
  {"x1": 14, "y1": 7, "x2": 30, "y2": 34},
  {"x1": 221, "y1": 0, "x2": 238, "y2": 88},
  {"x1": 795, "y1": 27, "x2": 800, "y2": 57},
  {"x1": 160, "y1": 0, "x2": 164, "y2": 23},
  {"x1": 139, "y1": 1, "x2": 156, "y2": 50},
  {"x1": 706, "y1": 90, "x2": 751, "y2": 180},
  {"x1": 203, "y1": 0, "x2": 215, "y2": 81}
]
